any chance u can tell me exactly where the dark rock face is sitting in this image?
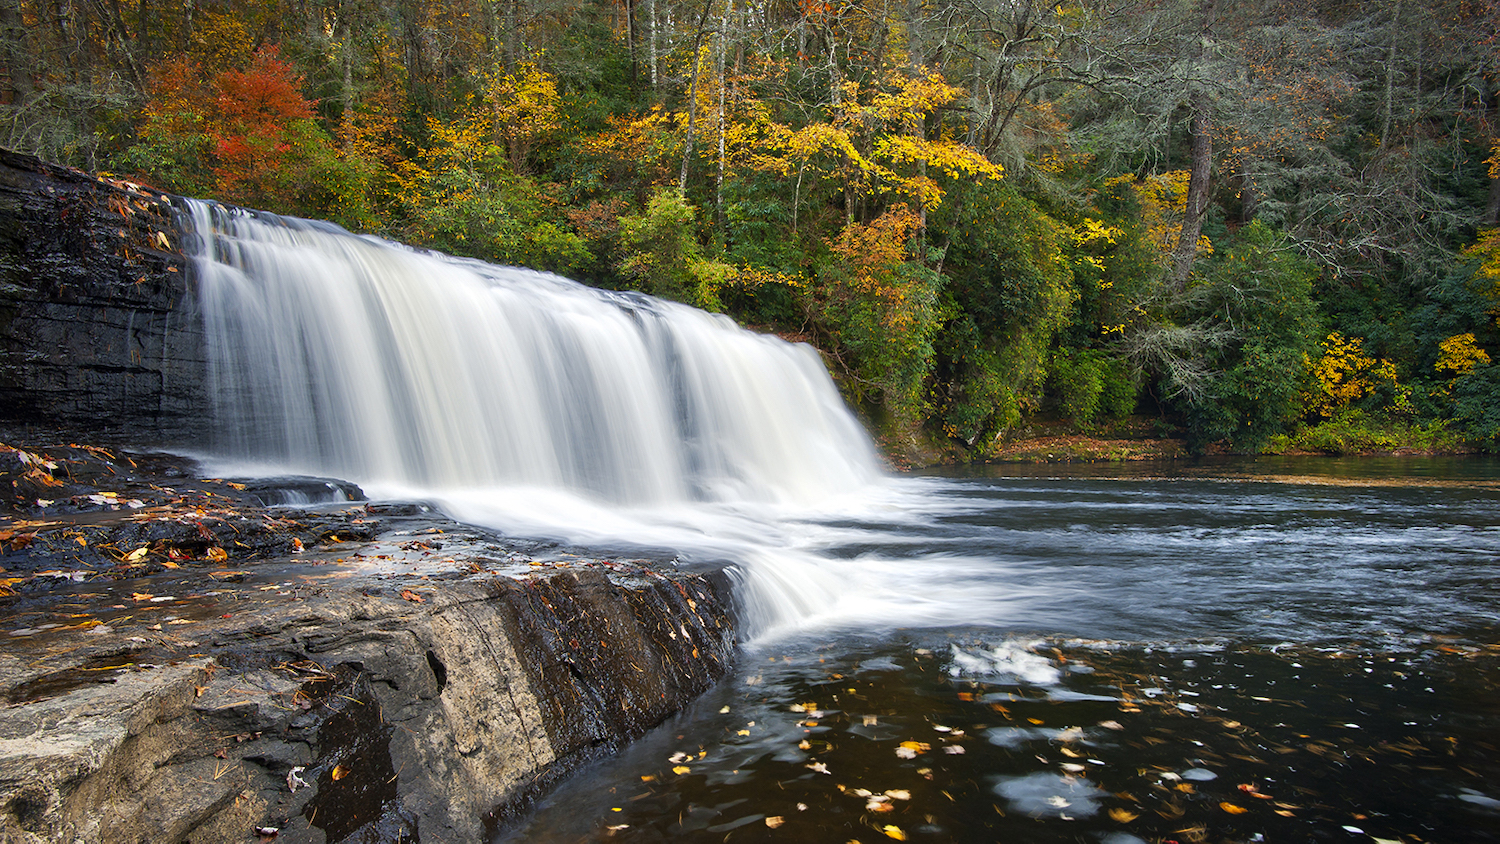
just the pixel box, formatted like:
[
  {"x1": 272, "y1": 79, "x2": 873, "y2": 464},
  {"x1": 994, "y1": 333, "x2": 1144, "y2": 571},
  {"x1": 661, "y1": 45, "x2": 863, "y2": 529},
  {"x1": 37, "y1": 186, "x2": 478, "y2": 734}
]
[{"x1": 0, "y1": 148, "x2": 206, "y2": 441}]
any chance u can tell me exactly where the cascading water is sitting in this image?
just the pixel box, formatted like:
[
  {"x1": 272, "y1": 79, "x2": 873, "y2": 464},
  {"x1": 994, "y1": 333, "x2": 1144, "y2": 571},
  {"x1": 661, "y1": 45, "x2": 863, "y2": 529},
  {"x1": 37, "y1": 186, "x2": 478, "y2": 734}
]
[
  {"x1": 187, "y1": 201, "x2": 880, "y2": 505},
  {"x1": 183, "y1": 201, "x2": 898, "y2": 635}
]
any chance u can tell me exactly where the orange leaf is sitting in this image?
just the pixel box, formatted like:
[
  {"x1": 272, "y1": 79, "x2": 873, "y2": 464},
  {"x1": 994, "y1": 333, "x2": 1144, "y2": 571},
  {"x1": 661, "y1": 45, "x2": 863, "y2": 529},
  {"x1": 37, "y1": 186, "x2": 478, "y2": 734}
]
[
  {"x1": 1220, "y1": 802, "x2": 1249, "y2": 814},
  {"x1": 399, "y1": 589, "x2": 426, "y2": 603}
]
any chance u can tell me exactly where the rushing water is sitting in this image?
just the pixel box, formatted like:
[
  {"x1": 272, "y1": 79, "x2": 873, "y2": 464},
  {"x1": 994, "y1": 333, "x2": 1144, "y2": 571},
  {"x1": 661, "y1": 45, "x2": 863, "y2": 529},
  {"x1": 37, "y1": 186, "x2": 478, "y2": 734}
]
[
  {"x1": 182, "y1": 205, "x2": 1500, "y2": 843},
  {"x1": 497, "y1": 465, "x2": 1500, "y2": 844}
]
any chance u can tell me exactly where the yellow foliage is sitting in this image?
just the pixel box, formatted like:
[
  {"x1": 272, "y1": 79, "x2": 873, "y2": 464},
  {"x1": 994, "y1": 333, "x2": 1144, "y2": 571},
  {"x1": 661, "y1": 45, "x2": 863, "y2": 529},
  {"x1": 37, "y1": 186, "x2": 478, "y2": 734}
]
[
  {"x1": 1435, "y1": 333, "x2": 1490, "y2": 375},
  {"x1": 1306, "y1": 332, "x2": 1405, "y2": 417},
  {"x1": 1135, "y1": 171, "x2": 1212, "y2": 261},
  {"x1": 1072, "y1": 218, "x2": 1121, "y2": 248},
  {"x1": 482, "y1": 61, "x2": 564, "y2": 171}
]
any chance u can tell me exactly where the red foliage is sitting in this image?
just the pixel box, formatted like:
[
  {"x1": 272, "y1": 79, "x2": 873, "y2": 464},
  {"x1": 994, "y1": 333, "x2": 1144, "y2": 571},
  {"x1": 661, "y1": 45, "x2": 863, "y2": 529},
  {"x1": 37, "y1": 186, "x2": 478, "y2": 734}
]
[{"x1": 208, "y1": 48, "x2": 317, "y2": 202}]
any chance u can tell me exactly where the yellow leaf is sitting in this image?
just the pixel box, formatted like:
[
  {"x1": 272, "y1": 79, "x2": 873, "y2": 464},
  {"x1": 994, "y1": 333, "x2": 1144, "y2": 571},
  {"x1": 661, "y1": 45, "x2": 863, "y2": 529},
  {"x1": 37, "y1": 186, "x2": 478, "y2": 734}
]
[
  {"x1": 205, "y1": 547, "x2": 228, "y2": 562},
  {"x1": 672, "y1": 766, "x2": 690, "y2": 775},
  {"x1": 881, "y1": 825, "x2": 907, "y2": 840},
  {"x1": 1220, "y1": 802, "x2": 1249, "y2": 814},
  {"x1": 765, "y1": 816, "x2": 785, "y2": 828},
  {"x1": 331, "y1": 764, "x2": 349, "y2": 781},
  {"x1": 1109, "y1": 808, "x2": 1139, "y2": 822},
  {"x1": 125, "y1": 546, "x2": 149, "y2": 562}
]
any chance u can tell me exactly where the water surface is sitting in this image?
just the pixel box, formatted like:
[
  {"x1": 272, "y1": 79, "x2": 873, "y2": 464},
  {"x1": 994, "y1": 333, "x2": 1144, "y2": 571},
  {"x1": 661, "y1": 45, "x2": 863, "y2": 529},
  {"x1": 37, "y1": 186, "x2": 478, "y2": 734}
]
[{"x1": 501, "y1": 459, "x2": 1500, "y2": 844}]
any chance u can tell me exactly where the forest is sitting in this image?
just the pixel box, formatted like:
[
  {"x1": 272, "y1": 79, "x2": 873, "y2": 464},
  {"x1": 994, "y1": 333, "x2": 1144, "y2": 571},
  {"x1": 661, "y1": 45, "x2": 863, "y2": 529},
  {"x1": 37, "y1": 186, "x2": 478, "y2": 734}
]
[{"x1": 1, "y1": 0, "x2": 1497, "y2": 458}]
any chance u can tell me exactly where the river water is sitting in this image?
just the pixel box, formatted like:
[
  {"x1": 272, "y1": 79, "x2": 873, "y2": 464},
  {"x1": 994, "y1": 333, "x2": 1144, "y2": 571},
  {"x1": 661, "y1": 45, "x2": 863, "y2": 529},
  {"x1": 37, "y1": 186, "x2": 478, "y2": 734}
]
[
  {"x1": 179, "y1": 203, "x2": 1500, "y2": 844},
  {"x1": 498, "y1": 459, "x2": 1500, "y2": 844}
]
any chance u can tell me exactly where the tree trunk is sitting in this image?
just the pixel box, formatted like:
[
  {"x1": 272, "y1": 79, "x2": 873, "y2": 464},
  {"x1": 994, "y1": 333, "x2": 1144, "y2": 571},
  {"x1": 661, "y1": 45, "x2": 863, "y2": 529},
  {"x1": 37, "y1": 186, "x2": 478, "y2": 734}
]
[
  {"x1": 1171, "y1": 97, "x2": 1212, "y2": 288},
  {"x1": 0, "y1": 0, "x2": 32, "y2": 105},
  {"x1": 677, "y1": 0, "x2": 716, "y2": 193},
  {"x1": 1170, "y1": 0, "x2": 1220, "y2": 289}
]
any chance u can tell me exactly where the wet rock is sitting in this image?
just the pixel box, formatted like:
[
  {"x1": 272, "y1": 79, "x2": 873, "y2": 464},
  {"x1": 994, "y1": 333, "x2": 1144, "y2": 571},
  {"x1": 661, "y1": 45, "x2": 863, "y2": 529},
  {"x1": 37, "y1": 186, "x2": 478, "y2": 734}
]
[
  {"x1": 0, "y1": 148, "x2": 205, "y2": 442},
  {"x1": 0, "y1": 441, "x2": 739, "y2": 843}
]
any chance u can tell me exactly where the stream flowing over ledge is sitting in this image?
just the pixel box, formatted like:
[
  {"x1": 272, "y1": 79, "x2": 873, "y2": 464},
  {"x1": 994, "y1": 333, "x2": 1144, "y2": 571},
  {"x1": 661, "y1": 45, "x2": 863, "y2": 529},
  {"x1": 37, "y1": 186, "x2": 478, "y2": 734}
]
[{"x1": 0, "y1": 149, "x2": 740, "y2": 843}]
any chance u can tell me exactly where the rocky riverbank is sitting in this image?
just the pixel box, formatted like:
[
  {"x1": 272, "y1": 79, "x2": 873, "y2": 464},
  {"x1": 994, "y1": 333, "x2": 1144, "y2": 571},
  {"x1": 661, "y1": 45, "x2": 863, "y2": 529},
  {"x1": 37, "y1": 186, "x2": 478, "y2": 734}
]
[{"x1": 0, "y1": 436, "x2": 737, "y2": 843}]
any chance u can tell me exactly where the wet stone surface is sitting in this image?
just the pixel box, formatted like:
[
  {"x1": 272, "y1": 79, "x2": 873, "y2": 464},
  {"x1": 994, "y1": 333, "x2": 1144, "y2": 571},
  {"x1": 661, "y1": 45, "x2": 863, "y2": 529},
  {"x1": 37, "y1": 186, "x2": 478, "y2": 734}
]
[{"x1": 0, "y1": 435, "x2": 738, "y2": 844}]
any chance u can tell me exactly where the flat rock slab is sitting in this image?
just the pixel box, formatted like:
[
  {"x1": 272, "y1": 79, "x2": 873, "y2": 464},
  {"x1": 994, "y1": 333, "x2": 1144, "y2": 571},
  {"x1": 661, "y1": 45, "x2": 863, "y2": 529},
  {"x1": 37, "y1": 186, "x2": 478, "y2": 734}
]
[{"x1": 0, "y1": 440, "x2": 738, "y2": 843}]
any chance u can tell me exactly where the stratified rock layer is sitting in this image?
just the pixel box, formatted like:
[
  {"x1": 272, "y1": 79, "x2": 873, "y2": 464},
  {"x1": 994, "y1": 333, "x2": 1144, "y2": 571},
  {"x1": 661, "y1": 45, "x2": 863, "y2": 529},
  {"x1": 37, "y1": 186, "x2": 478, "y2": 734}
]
[
  {"x1": 0, "y1": 568, "x2": 734, "y2": 844},
  {"x1": 0, "y1": 149, "x2": 205, "y2": 441}
]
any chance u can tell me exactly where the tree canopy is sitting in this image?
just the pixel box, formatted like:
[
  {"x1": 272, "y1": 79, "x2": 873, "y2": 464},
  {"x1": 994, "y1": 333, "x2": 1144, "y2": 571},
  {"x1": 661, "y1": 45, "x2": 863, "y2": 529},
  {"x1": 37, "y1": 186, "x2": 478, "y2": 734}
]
[{"x1": 3, "y1": 0, "x2": 1497, "y2": 455}]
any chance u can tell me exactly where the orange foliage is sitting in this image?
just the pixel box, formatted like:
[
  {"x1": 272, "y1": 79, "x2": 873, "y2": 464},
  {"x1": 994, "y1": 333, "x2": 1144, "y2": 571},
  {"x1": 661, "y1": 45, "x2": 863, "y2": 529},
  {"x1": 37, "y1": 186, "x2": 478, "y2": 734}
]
[{"x1": 826, "y1": 205, "x2": 925, "y2": 330}]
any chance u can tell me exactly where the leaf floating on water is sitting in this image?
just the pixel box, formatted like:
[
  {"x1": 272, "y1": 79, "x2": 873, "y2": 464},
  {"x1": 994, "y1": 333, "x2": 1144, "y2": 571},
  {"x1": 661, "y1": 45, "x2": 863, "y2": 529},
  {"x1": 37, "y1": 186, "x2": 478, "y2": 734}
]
[
  {"x1": 895, "y1": 747, "x2": 917, "y2": 759},
  {"x1": 672, "y1": 766, "x2": 691, "y2": 775},
  {"x1": 668, "y1": 752, "x2": 693, "y2": 764},
  {"x1": 1061, "y1": 763, "x2": 1086, "y2": 773},
  {"x1": 331, "y1": 764, "x2": 350, "y2": 781},
  {"x1": 806, "y1": 762, "x2": 830, "y2": 774},
  {"x1": 885, "y1": 790, "x2": 911, "y2": 801},
  {"x1": 737, "y1": 729, "x2": 751, "y2": 736},
  {"x1": 881, "y1": 825, "x2": 907, "y2": 840},
  {"x1": 798, "y1": 740, "x2": 812, "y2": 750},
  {"x1": 1108, "y1": 808, "x2": 1139, "y2": 822},
  {"x1": 943, "y1": 745, "x2": 965, "y2": 754},
  {"x1": 1098, "y1": 720, "x2": 1124, "y2": 731},
  {"x1": 765, "y1": 816, "x2": 785, "y2": 828},
  {"x1": 1220, "y1": 802, "x2": 1249, "y2": 814},
  {"x1": 719, "y1": 706, "x2": 730, "y2": 714},
  {"x1": 863, "y1": 715, "x2": 878, "y2": 726}
]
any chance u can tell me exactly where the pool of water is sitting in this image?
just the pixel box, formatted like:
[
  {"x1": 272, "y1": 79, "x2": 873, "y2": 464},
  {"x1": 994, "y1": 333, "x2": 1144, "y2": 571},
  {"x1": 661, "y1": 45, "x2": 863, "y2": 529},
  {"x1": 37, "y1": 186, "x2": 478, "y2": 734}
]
[{"x1": 497, "y1": 458, "x2": 1500, "y2": 843}]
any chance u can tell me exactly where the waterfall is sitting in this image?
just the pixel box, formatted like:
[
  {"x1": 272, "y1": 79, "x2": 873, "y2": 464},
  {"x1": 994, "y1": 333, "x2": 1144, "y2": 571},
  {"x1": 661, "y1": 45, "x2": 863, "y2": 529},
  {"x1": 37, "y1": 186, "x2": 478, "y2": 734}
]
[{"x1": 185, "y1": 201, "x2": 882, "y2": 507}]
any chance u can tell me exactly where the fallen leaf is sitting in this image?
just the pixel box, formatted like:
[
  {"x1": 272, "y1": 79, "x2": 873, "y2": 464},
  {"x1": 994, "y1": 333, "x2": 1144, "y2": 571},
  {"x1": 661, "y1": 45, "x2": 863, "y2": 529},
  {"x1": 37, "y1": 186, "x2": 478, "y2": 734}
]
[
  {"x1": 672, "y1": 765, "x2": 690, "y2": 775},
  {"x1": 205, "y1": 547, "x2": 229, "y2": 562},
  {"x1": 125, "y1": 546, "x2": 150, "y2": 563},
  {"x1": 765, "y1": 816, "x2": 785, "y2": 828},
  {"x1": 881, "y1": 825, "x2": 907, "y2": 840},
  {"x1": 331, "y1": 764, "x2": 350, "y2": 781},
  {"x1": 1220, "y1": 802, "x2": 1249, "y2": 814},
  {"x1": 399, "y1": 589, "x2": 426, "y2": 603},
  {"x1": 1108, "y1": 808, "x2": 1139, "y2": 822}
]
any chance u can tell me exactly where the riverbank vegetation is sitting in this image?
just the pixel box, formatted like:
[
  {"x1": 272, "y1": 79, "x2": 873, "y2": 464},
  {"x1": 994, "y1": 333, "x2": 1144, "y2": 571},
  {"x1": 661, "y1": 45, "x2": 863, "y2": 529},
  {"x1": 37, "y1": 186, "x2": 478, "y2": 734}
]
[{"x1": 3, "y1": 0, "x2": 1497, "y2": 458}]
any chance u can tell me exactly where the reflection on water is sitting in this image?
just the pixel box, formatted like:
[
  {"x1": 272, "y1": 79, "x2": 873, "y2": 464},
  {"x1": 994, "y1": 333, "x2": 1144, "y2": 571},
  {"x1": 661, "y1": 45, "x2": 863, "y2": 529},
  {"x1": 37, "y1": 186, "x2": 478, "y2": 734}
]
[
  {"x1": 502, "y1": 634, "x2": 1500, "y2": 843},
  {"x1": 498, "y1": 460, "x2": 1500, "y2": 843}
]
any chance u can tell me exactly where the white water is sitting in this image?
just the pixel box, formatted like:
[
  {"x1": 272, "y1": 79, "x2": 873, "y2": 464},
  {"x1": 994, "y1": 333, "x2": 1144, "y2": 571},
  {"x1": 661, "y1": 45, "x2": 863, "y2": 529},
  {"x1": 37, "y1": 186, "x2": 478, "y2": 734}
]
[{"x1": 185, "y1": 201, "x2": 951, "y2": 636}]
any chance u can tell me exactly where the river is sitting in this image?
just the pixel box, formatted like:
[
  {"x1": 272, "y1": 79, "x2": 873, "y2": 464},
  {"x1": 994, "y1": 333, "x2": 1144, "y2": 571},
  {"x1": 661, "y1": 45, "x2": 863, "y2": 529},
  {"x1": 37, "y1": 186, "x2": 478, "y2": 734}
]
[{"x1": 498, "y1": 458, "x2": 1500, "y2": 844}]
